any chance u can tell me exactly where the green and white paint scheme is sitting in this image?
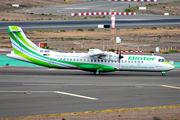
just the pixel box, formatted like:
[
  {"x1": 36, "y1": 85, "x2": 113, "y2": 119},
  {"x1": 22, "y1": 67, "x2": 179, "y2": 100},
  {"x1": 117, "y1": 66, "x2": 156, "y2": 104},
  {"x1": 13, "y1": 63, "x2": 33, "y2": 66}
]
[{"x1": 7, "y1": 26, "x2": 174, "y2": 75}]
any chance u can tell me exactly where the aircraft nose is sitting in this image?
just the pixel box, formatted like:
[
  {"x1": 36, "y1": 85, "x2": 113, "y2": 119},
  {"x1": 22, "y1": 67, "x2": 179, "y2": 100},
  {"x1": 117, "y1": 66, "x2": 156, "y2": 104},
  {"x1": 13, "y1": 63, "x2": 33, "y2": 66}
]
[{"x1": 170, "y1": 65, "x2": 175, "y2": 69}]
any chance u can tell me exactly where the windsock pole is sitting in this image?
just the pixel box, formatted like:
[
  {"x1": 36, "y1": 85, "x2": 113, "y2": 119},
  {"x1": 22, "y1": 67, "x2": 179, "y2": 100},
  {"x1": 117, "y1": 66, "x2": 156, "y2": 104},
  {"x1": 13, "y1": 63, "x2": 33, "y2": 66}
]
[{"x1": 111, "y1": 12, "x2": 115, "y2": 43}]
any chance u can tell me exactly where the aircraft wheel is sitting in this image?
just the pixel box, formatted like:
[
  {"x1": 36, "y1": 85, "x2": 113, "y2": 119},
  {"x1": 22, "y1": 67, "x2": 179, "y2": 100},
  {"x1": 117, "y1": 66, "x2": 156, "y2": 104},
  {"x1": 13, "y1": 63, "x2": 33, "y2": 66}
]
[
  {"x1": 162, "y1": 73, "x2": 166, "y2": 76},
  {"x1": 94, "y1": 70, "x2": 102, "y2": 75}
]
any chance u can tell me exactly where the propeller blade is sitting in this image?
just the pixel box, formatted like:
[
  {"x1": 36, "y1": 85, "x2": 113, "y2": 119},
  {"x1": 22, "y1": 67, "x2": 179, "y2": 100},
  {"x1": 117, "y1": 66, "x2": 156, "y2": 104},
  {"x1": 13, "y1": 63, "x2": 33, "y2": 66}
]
[
  {"x1": 119, "y1": 50, "x2": 124, "y2": 60},
  {"x1": 119, "y1": 49, "x2": 121, "y2": 63}
]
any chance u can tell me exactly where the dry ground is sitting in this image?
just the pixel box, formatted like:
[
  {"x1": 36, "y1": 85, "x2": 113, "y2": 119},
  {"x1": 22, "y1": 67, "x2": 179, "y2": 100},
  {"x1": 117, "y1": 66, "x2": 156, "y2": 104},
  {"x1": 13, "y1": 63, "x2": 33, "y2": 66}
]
[
  {"x1": 0, "y1": 0, "x2": 83, "y2": 11},
  {"x1": 1, "y1": 105, "x2": 180, "y2": 120},
  {"x1": 1, "y1": 28, "x2": 180, "y2": 51},
  {"x1": 132, "y1": 2, "x2": 180, "y2": 16},
  {"x1": 0, "y1": 0, "x2": 85, "y2": 21}
]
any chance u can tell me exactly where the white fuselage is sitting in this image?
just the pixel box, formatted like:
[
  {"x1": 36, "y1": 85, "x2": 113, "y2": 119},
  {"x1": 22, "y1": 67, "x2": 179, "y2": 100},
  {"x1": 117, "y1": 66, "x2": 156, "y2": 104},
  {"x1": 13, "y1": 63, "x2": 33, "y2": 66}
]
[{"x1": 36, "y1": 50, "x2": 173, "y2": 72}]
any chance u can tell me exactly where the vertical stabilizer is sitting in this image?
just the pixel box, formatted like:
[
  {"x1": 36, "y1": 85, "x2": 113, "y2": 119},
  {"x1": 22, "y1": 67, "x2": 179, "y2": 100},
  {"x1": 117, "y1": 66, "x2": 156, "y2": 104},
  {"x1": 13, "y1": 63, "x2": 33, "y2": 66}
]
[{"x1": 7, "y1": 26, "x2": 41, "y2": 54}]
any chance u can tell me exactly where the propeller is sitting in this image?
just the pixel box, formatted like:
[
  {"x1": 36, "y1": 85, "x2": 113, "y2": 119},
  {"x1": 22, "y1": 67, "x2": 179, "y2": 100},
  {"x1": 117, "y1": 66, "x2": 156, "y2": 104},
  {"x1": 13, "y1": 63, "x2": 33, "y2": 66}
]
[{"x1": 118, "y1": 49, "x2": 123, "y2": 63}]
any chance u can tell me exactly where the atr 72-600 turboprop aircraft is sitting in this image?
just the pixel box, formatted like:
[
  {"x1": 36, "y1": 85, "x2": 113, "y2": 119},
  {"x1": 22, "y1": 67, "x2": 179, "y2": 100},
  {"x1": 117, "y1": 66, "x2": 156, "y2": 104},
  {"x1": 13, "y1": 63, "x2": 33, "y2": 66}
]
[{"x1": 7, "y1": 26, "x2": 174, "y2": 75}]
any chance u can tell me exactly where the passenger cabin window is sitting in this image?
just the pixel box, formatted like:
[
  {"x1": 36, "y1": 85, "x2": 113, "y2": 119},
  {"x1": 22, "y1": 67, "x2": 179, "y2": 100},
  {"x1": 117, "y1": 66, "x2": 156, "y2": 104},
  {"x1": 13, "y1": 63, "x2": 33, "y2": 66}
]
[
  {"x1": 84, "y1": 59, "x2": 86, "y2": 62},
  {"x1": 70, "y1": 58, "x2": 72, "y2": 61},
  {"x1": 60, "y1": 58, "x2": 62, "y2": 60},
  {"x1": 73, "y1": 59, "x2": 75, "y2": 61},
  {"x1": 94, "y1": 60, "x2": 96, "y2": 62},
  {"x1": 141, "y1": 61, "x2": 143, "y2": 63},
  {"x1": 125, "y1": 60, "x2": 127, "y2": 63},
  {"x1": 77, "y1": 59, "x2": 79, "y2": 61},
  {"x1": 87, "y1": 59, "x2": 89, "y2": 62},
  {"x1": 128, "y1": 61, "x2": 130, "y2": 63},
  {"x1": 138, "y1": 61, "x2": 140, "y2": 63},
  {"x1": 91, "y1": 59, "x2": 93, "y2": 62},
  {"x1": 131, "y1": 61, "x2": 133, "y2": 63},
  {"x1": 101, "y1": 60, "x2": 103, "y2": 62},
  {"x1": 67, "y1": 58, "x2": 69, "y2": 61},
  {"x1": 63, "y1": 58, "x2": 65, "y2": 61},
  {"x1": 98, "y1": 60, "x2": 100, "y2": 62},
  {"x1": 135, "y1": 61, "x2": 136, "y2": 63}
]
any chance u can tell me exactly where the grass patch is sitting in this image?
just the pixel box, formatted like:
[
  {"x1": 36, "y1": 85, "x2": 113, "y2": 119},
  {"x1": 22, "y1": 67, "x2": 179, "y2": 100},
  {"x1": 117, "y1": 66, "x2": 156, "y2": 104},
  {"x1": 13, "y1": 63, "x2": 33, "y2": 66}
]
[
  {"x1": 149, "y1": 51, "x2": 154, "y2": 53},
  {"x1": 86, "y1": 47, "x2": 95, "y2": 51},
  {"x1": 161, "y1": 49, "x2": 179, "y2": 54},
  {"x1": 37, "y1": 30, "x2": 53, "y2": 32},
  {"x1": 124, "y1": 8, "x2": 134, "y2": 12},
  {"x1": 76, "y1": 28, "x2": 83, "y2": 31},
  {"x1": 88, "y1": 28, "x2": 95, "y2": 31},
  {"x1": 109, "y1": 49, "x2": 115, "y2": 52},
  {"x1": 148, "y1": 26, "x2": 157, "y2": 29},
  {"x1": 60, "y1": 29, "x2": 66, "y2": 32}
]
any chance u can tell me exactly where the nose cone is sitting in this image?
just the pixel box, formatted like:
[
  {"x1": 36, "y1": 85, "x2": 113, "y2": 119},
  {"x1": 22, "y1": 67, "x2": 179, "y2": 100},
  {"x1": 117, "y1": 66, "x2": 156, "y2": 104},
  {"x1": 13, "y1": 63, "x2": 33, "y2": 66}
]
[
  {"x1": 171, "y1": 65, "x2": 175, "y2": 70},
  {"x1": 168, "y1": 64, "x2": 175, "y2": 70}
]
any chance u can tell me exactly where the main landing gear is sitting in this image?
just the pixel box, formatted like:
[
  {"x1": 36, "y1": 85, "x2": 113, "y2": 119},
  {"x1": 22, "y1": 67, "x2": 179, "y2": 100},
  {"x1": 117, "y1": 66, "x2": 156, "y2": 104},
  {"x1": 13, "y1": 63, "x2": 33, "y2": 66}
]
[
  {"x1": 161, "y1": 71, "x2": 166, "y2": 76},
  {"x1": 94, "y1": 68, "x2": 103, "y2": 75}
]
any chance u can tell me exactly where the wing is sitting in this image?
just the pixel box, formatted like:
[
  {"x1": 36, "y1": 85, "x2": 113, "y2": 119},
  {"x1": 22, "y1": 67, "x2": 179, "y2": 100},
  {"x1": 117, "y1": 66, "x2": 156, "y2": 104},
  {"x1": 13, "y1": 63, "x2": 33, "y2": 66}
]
[{"x1": 88, "y1": 49, "x2": 107, "y2": 58}]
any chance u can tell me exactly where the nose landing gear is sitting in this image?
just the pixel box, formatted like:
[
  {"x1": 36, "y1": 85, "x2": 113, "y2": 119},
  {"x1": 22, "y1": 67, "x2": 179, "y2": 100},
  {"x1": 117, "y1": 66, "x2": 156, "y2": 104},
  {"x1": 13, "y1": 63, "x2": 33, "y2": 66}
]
[{"x1": 161, "y1": 71, "x2": 166, "y2": 76}]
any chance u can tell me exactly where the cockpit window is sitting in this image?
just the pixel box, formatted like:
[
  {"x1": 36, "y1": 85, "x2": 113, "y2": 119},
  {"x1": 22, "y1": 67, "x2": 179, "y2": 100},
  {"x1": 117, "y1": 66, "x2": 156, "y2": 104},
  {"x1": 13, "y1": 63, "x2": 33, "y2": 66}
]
[{"x1": 158, "y1": 59, "x2": 166, "y2": 62}]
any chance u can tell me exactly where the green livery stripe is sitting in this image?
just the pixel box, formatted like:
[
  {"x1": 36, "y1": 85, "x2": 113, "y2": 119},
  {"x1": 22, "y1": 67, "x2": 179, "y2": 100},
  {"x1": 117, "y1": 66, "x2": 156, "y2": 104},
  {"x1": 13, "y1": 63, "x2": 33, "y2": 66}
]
[
  {"x1": 56, "y1": 60, "x2": 116, "y2": 72},
  {"x1": 163, "y1": 62, "x2": 174, "y2": 66},
  {"x1": 11, "y1": 26, "x2": 19, "y2": 31},
  {"x1": 8, "y1": 26, "x2": 37, "y2": 51},
  {"x1": 14, "y1": 48, "x2": 65, "y2": 68},
  {"x1": 8, "y1": 27, "x2": 50, "y2": 60},
  {"x1": 7, "y1": 27, "x2": 22, "y2": 54},
  {"x1": 15, "y1": 32, "x2": 37, "y2": 51}
]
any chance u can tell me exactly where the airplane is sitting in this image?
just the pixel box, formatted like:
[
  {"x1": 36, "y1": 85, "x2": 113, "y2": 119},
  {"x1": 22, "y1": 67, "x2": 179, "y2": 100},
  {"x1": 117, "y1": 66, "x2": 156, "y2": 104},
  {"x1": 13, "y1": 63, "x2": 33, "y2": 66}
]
[{"x1": 6, "y1": 26, "x2": 174, "y2": 76}]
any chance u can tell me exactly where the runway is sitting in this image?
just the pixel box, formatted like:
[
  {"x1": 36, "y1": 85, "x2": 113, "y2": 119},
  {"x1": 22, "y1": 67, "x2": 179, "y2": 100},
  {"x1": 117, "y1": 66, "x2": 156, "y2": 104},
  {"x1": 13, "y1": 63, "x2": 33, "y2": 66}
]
[
  {"x1": 0, "y1": 66, "x2": 180, "y2": 118},
  {"x1": 0, "y1": 18, "x2": 180, "y2": 32}
]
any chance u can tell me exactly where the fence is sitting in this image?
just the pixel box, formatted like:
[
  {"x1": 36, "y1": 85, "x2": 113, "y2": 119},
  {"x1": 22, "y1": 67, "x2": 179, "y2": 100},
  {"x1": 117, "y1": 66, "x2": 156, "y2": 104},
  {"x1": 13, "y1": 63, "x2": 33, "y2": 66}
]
[{"x1": 34, "y1": 41, "x2": 180, "y2": 52}]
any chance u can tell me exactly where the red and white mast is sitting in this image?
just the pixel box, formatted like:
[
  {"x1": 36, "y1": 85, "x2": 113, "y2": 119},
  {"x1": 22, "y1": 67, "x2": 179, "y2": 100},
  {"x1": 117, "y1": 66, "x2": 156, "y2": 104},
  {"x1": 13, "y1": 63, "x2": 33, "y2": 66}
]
[
  {"x1": 111, "y1": 9, "x2": 115, "y2": 43},
  {"x1": 71, "y1": 0, "x2": 156, "y2": 43}
]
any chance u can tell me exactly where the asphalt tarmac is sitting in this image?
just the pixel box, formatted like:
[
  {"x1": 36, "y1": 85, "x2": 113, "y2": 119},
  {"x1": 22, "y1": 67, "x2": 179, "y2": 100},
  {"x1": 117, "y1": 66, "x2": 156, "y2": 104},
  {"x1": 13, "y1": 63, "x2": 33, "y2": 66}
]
[{"x1": 0, "y1": 53, "x2": 180, "y2": 118}]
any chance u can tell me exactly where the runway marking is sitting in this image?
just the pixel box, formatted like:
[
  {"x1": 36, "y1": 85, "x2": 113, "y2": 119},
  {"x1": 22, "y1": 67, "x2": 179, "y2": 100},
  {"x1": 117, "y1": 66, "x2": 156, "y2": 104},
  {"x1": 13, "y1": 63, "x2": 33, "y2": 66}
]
[
  {"x1": 0, "y1": 91, "x2": 98, "y2": 100},
  {"x1": 64, "y1": 8, "x2": 89, "y2": 9},
  {"x1": 55, "y1": 91, "x2": 98, "y2": 100},
  {"x1": 161, "y1": 85, "x2": 180, "y2": 90},
  {"x1": 23, "y1": 83, "x2": 159, "y2": 87}
]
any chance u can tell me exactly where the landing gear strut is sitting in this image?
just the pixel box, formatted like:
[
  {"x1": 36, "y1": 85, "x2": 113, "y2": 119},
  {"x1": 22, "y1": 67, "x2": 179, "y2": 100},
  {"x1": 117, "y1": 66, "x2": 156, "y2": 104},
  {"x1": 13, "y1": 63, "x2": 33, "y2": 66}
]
[{"x1": 161, "y1": 71, "x2": 166, "y2": 76}]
